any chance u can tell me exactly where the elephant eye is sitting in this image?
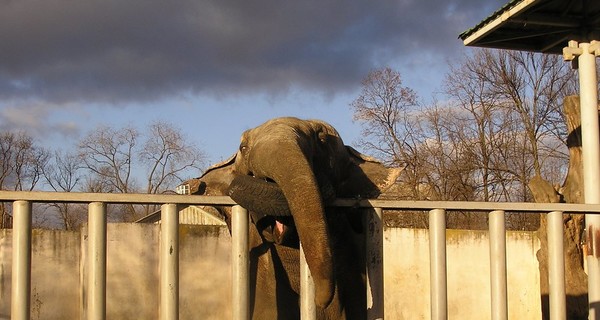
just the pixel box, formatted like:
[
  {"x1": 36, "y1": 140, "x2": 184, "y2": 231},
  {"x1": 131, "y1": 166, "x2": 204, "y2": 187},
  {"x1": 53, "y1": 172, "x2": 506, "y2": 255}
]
[{"x1": 239, "y1": 144, "x2": 249, "y2": 153}]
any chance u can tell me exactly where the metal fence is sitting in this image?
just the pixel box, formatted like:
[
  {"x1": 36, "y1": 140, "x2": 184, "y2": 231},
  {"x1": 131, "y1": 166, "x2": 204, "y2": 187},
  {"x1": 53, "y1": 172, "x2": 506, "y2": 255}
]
[{"x1": 2, "y1": 190, "x2": 600, "y2": 320}]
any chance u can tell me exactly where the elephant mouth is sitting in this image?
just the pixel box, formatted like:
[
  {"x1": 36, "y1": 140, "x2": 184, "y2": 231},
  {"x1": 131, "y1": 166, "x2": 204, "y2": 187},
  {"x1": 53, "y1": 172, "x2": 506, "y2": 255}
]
[
  {"x1": 255, "y1": 216, "x2": 299, "y2": 247},
  {"x1": 227, "y1": 174, "x2": 299, "y2": 247}
]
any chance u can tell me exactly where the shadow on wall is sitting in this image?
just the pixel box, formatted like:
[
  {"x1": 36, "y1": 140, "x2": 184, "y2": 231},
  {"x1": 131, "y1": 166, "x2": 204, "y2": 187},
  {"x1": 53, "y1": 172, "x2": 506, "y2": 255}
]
[{"x1": 540, "y1": 294, "x2": 588, "y2": 320}]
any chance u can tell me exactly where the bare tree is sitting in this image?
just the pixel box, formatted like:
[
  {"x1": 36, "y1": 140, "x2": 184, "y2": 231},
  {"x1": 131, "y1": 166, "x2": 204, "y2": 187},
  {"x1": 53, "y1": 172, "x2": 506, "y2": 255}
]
[
  {"x1": 78, "y1": 125, "x2": 140, "y2": 221},
  {"x1": 138, "y1": 121, "x2": 206, "y2": 215},
  {"x1": 0, "y1": 131, "x2": 48, "y2": 228},
  {"x1": 353, "y1": 55, "x2": 573, "y2": 228},
  {"x1": 78, "y1": 122, "x2": 206, "y2": 221},
  {"x1": 44, "y1": 150, "x2": 81, "y2": 192},
  {"x1": 140, "y1": 121, "x2": 205, "y2": 194},
  {"x1": 351, "y1": 68, "x2": 477, "y2": 202},
  {"x1": 351, "y1": 67, "x2": 426, "y2": 199},
  {"x1": 351, "y1": 67, "x2": 418, "y2": 164},
  {"x1": 444, "y1": 49, "x2": 574, "y2": 202},
  {"x1": 79, "y1": 125, "x2": 138, "y2": 194},
  {"x1": 0, "y1": 131, "x2": 48, "y2": 191},
  {"x1": 42, "y1": 150, "x2": 87, "y2": 230}
]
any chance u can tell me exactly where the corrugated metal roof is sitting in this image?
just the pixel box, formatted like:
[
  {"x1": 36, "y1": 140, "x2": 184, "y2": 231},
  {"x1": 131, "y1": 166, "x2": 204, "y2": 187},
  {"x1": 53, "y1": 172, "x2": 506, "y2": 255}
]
[
  {"x1": 459, "y1": 0, "x2": 523, "y2": 40},
  {"x1": 135, "y1": 205, "x2": 226, "y2": 225},
  {"x1": 459, "y1": 0, "x2": 600, "y2": 54}
]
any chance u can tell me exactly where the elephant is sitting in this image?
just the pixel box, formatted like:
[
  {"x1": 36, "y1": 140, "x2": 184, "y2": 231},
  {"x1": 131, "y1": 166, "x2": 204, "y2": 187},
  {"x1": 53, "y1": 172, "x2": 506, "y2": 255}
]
[{"x1": 184, "y1": 117, "x2": 401, "y2": 319}]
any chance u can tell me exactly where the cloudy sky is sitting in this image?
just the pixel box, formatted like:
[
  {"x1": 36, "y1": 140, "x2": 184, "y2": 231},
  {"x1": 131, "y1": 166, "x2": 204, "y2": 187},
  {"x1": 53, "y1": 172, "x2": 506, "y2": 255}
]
[{"x1": 0, "y1": 0, "x2": 506, "y2": 165}]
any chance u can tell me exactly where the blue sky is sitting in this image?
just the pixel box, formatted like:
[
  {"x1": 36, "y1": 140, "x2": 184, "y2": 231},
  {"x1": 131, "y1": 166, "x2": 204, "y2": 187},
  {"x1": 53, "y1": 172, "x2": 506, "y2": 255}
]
[{"x1": 0, "y1": 0, "x2": 506, "y2": 166}]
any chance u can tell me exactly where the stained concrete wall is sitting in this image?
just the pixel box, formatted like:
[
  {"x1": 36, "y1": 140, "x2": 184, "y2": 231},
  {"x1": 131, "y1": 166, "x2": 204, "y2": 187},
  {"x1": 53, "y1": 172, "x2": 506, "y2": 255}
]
[
  {"x1": 384, "y1": 228, "x2": 541, "y2": 319},
  {"x1": 0, "y1": 225, "x2": 541, "y2": 319},
  {"x1": 0, "y1": 229, "x2": 80, "y2": 320},
  {"x1": 1, "y1": 225, "x2": 231, "y2": 320}
]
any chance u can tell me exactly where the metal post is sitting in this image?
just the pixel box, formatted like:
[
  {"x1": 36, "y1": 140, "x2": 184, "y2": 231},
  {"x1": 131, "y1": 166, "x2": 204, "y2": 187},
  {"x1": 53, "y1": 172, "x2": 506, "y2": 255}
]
[
  {"x1": 429, "y1": 208, "x2": 447, "y2": 320},
  {"x1": 11, "y1": 200, "x2": 32, "y2": 320},
  {"x1": 232, "y1": 205, "x2": 249, "y2": 320},
  {"x1": 489, "y1": 210, "x2": 507, "y2": 320},
  {"x1": 88, "y1": 202, "x2": 107, "y2": 320},
  {"x1": 366, "y1": 207, "x2": 384, "y2": 320},
  {"x1": 547, "y1": 211, "x2": 566, "y2": 320},
  {"x1": 160, "y1": 203, "x2": 179, "y2": 320},
  {"x1": 300, "y1": 243, "x2": 316, "y2": 320}
]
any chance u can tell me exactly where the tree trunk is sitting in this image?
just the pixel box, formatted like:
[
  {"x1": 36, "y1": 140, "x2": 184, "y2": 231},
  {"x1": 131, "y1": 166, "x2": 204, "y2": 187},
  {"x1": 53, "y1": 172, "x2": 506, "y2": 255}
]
[{"x1": 529, "y1": 96, "x2": 590, "y2": 319}]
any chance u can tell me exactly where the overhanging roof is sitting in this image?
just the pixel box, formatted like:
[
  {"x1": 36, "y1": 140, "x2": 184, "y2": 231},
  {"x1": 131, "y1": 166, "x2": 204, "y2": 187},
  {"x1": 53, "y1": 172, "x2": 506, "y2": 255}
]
[{"x1": 459, "y1": 0, "x2": 600, "y2": 54}]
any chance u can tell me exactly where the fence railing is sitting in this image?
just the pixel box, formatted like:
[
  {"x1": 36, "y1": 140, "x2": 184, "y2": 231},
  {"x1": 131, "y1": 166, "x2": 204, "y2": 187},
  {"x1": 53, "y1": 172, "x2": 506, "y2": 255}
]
[{"x1": 2, "y1": 190, "x2": 600, "y2": 320}]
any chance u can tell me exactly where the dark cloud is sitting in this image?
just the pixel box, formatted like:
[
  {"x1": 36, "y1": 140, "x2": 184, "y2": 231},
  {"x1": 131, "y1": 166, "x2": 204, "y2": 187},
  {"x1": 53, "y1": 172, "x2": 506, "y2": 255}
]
[{"x1": 0, "y1": 0, "x2": 504, "y2": 104}]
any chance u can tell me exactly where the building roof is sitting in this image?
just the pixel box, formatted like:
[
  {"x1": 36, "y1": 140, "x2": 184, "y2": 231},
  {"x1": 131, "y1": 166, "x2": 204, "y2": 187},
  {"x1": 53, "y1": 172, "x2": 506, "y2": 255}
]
[
  {"x1": 135, "y1": 205, "x2": 226, "y2": 225},
  {"x1": 459, "y1": 0, "x2": 600, "y2": 54}
]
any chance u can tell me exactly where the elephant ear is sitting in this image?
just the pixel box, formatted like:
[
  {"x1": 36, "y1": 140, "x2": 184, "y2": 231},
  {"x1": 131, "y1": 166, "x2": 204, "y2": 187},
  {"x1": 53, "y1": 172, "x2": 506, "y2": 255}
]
[
  {"x1": 179, "y1": 153, "x2": 238, "y2": 196},
  {"x1": 202, "y1": 152, "x2": 238, "y2": 176},
  {"x1": 337, "y1": 146, "x2": 403, "y2": 198},
  {"x1": 312, "y1": 120, "x2": 350, "y2": 179}
]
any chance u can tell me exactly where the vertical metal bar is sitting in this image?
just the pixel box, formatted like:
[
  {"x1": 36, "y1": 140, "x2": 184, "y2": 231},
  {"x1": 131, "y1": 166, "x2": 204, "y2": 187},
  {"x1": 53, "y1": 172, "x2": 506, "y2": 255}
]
[
  {"x1": 429, "y1": 208, "x2": 447, "y2": 320},
  {"x1": 232, "y1": 205, "x2": 249, "y2": 320},
  {"x1": 366, "y1": 207, "x2": 384, "y2": 320},
  {"x1": 576, "y1": 41, "x2": 600, "y2": 319},
  {"x1": 489, "y1": 210, "x2": 507, "y2": 320},
  {"x1": 300, "y1": 243, "x2": 316, "y2": 320},
  {"x1": 11, "y1": 200, "x2": 32, "y2": 320},
  {"x1": 547, "y1": 211, "x2": 566, "y2": 320},
  {"x1": 88, "y1": 202, "x2": 107, "y2": 320},
  {"x1": 160, "y1": 203, "x2": 179, "y2": 320}
]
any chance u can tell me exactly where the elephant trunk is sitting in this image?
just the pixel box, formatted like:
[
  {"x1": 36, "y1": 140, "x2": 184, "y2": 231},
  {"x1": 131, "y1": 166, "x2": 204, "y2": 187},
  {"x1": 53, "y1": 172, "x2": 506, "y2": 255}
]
[{"x1": 251, "y1": 140, "x2": 335, "y2": 308}]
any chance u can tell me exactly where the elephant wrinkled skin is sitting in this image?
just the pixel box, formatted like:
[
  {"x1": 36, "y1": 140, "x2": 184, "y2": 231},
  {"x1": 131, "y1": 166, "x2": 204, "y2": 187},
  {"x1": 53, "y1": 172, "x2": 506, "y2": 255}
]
[{"x1": 184, "y1": 117, "x2": 400, "y2": 319}]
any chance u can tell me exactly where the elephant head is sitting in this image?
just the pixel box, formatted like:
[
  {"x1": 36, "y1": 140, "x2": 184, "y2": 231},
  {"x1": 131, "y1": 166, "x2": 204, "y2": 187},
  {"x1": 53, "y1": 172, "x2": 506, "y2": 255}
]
[
  {"x1": 229, "y1": 117, "x2": 354, "y2": 308},
  {"x1": 183, "y1": 117, "x2": 401, "y2": 318}
]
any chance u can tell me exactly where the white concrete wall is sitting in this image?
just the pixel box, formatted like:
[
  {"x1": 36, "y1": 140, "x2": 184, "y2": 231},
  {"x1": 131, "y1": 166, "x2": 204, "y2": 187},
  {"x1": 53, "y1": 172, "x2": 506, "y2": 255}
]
[
  {"x1": 0, "y1": 229, "x2": 81, "y2": 320},
  {"x1": 0, "y1": 225, "x2": 541, "y2": 319},
  {"x1": 81, "y1": 224, "x2": 232, "y2": 320},
  {"x1": 1, "y1": 225, "x2": 231, "y2": 320},
  {"x1": 384, "y1": 228, "x2": 541, "y2": 319}
]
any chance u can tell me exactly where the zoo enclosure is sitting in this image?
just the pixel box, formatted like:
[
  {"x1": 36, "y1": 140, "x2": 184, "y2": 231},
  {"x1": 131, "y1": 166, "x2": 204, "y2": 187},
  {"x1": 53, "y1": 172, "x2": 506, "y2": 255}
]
[{"x1": 2, "y1": 190, "x2": 600, "y2": 320}]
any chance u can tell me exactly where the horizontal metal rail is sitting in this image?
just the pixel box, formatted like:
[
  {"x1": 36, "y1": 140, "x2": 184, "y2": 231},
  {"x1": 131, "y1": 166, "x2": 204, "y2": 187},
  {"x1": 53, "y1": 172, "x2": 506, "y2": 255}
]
[
  {"x1": 0, "y1": 191, "x2": 237, "y2": 205},
  {"x1": 4, "y1": 190, "x2": 600, "y2": 212},
  {"x1": 2, "y1": 190, "x2": 597, "y2": 320}
]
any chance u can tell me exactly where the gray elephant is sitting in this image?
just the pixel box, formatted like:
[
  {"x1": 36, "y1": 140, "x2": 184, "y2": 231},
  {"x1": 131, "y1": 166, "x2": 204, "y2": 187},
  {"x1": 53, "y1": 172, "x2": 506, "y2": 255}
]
[{"x1": 185, "y1": 117, "x2": 400, "y2": 319}]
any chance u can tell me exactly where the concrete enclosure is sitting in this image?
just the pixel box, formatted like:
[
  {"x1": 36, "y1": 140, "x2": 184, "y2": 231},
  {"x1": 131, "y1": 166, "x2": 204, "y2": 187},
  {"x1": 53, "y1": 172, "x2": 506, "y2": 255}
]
[{"x1": 0, "y1": 224, "x2": 541, "y2": 319}]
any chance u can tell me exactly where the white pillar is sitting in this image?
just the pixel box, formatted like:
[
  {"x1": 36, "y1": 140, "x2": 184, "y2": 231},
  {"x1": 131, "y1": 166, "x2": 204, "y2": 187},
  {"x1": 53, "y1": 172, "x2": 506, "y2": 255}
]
[
  {"x1": 87, "y1": 202, "x2": 107, "y2": 320},
  {"x1": 547, "y1": 211, "x2": 566, "y2": 320},
  {"x1": 231, "y1": 205, "x2": 249, "y2": 320},
  {"x1": 160, "y1": 203, "x2": 179, "y2": 320},
  {"x1": 565, "y1": 40, "x2": 600, "y2": 319},
  {"x1": 11, "y1": 200, "x2": 32, "y2": 320},
  {"x1": 300, "y1": 243, "x2": 316, "y2": 320},
  {"x1": 366, "y1": 207, "x2": 384, "y2": 320},
  {"x1": 580, "y1": 41, "x2": 600, "y2": 320},
  {"x1": 489, "y1": 210, "x2": 507, "y2": 320},
  {"x1": 429, "y1": 208, "x2": 447, "y2": 320}
]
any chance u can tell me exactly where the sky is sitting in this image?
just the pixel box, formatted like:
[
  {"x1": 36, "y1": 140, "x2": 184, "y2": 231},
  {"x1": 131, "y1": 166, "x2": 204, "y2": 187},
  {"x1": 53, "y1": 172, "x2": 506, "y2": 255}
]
[{"x1": 0, "y1": 0, "x2": 507, "y2": 167}]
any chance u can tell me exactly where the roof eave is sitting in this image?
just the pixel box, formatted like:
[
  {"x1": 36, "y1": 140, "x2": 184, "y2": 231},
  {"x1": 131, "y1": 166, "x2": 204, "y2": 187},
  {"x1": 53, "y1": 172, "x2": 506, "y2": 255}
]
[{"x1": 461, "y1": 0, "x2": 540, "y2": 46}]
